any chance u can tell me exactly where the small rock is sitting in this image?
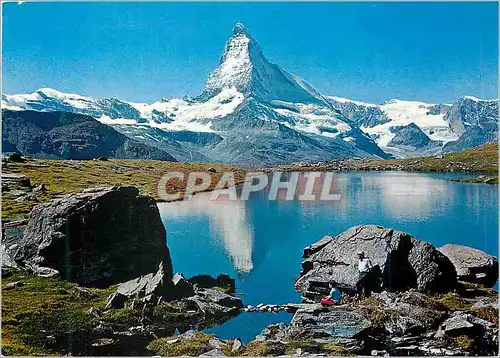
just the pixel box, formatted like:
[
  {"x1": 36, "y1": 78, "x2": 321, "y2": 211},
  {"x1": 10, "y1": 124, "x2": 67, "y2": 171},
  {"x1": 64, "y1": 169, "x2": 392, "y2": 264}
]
[
  {"x1": 471, "y1": 297, "x2": 499, "y2": 310},
  {"x1": 231, "y1": 338, "x2": 243, "y2": 353},
  {"x1": 35, "y1": 266, "x2": 59, "y2": 278},
  {"x1": 201, "y1": 348, "x2": 226, "y2": 356},
  {"x1": 91, "y1": 338, "x2": 114, "y2": 347},
  {"x1": 88, "y1": 306, "x2": 100, "y2": 317},
  {"x1": 7, "y1": 153, "x2": 26, "y2": 163},
  {"x1": 167, "y1": 338, "x2": 180, "y2": 344},
  {"x1": 8, "y1": 189, "x2": 27, "y2": 196},
  {"x1": 207, "y1": 167, "x2": 217, "y2": 173},
  {"x1": 208, "y1": 337, "x2": 226, "y2": 350},
  {"x1": 74, "y1": 285, "x2": 97, "y2": 299},
  {"x1": 14, "y1": 194, "x2": 38, "y2": 203},
  {"x1": 179, "y1": 330, "x2": 196, "y2": 339},
  {"x1": 371, "y1": 349, "x2": 389, "y2": 356},
  {"x1": 33, "y1": 184, "x2": 48, "y2": 192},
  {"x1": 3, "y1": 281, "x2": 23, "y2": 290}
]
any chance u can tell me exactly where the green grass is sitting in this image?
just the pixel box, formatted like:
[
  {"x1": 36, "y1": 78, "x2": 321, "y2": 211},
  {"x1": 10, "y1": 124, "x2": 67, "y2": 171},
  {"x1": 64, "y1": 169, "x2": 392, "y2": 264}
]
[
  {"x1": 453, "y1": 335, "x2": 476, "y2": 350},
  {"x1": 240, "y1": 340, "x2": 351, "y2": 357},
  {"x1": 1, "y1": 272, "x2": 114, "y2": 356},
  {"x1": 367, "y1": 143, "x2": 498, "y2": 173},
  {"x1": 147, "y1": 332, "x2": 214, "y2": 357},
  {"x1": 2, "y1": 159, "x2": 246, "y2": 219},
  {"x1": 356, "y1": 297, "x2": 400, "y2": 329},
  {"x1": 433, "y1": 292, "x2": 473, "y2": 312},
  {"x1": 0, "y1": 272, "x2": 215, "y2": 356},
  {"x1": 278, "y1": 143, "x2": 498, "y2": 178},
  {"x1": 243, "y1": 341, "x2": 285, "y2": 356}
]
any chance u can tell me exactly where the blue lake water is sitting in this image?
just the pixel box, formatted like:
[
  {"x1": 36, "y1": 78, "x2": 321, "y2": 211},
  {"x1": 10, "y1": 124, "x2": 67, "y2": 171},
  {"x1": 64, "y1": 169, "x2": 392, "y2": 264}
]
[{"x1": 158, "y1": 172, "x2": 498, "y2": 343}]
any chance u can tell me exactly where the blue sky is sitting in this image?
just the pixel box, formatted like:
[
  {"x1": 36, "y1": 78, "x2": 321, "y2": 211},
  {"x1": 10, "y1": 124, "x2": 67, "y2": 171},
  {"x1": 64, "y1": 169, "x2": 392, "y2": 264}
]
[{"x1": 2, "y1": 2, "x2": 498, "y2": 103}]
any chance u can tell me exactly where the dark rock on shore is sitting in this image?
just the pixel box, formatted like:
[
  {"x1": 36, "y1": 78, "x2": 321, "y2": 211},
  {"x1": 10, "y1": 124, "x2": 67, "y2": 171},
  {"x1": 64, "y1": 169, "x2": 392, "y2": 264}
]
[
  {"x1": 188, "y1": 274, "x2": 236, "y2": 294},
  {"x1": 9, "y1": 186, "x2": 173, "y2": 287},
  {"x1": 438, "y1": 244, "x2": 498, "y2": 287},
  {"x1": 172, "y1": 273, "x2": 196, "y2": 299},
  {"x1": 296, "y1": 225, "x2": 457, "y2": 297}
]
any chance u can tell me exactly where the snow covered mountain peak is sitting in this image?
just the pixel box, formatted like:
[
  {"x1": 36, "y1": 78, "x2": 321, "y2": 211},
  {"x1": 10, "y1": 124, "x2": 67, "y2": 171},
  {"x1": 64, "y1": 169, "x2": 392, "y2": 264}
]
[
  {"x1": 204, "y1": 23, "x2": 255, "y2": 98},
  {"x1": 202, "y1": 23, "x2": 327, "y2": 106},
  {"x1": 232, "y1": 22, "x2": 250, "y2": 37}
]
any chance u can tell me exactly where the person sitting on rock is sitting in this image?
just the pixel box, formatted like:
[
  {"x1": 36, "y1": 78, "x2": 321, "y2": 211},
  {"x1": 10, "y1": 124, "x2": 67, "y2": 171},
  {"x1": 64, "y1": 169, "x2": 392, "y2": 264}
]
[
  {"x1": 356, "y1": 250, "x2": 373, "y2": 298},
  {"x1": 320, "y1": 282, "x2": 341, "y2": 306}
]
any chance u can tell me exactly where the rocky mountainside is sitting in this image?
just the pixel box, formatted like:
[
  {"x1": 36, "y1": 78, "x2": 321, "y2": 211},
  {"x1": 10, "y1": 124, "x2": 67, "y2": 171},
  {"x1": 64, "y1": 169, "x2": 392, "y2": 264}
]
[
  {"x1": 329, "y1": 96, "x2": 498, "y2": 158},
  {"x1": 2, "y1": 24, "x2": 497, "y2": 163},
  {"x1": 1, "y1": 109, "x2": 176, "y2": 161}
]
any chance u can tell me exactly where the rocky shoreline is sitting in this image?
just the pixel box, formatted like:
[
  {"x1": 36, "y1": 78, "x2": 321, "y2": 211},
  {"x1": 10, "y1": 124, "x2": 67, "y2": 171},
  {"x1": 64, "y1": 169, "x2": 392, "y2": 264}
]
[
  {"x1": 2, "y1": 185, "x2": 498, "y2": 356},
  {"x1": 270, "y1": 143, "x2": 498, "y2": 184}
]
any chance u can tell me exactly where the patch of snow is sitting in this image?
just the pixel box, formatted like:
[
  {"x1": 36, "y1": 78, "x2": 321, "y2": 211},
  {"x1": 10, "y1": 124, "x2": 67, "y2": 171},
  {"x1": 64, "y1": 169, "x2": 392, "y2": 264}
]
[
  {"x1": 274, "y1": 102, "x2": 352, "y2": 138},
  {"x1": 328, "y1": 96, "x2": 377, "y2": 107},
  {"x1": 1, "y1": 100, "x2": 23, "y2": 111},
  {"x1": 461, "y1": 95, "x2": 498, "y2": 102},
  {"x1": 362, "y1": 99, "x2": 458, "y2": 146}
]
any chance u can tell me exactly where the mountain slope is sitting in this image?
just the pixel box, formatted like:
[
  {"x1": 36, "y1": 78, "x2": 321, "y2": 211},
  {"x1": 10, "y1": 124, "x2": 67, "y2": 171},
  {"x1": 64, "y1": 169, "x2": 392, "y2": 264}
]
[
  {"x1": 328, "y1": 96, "x2": 498, "y2": 158},
  {"x1": 2, "y1": 110, "x2": 177, "y2": 161}
]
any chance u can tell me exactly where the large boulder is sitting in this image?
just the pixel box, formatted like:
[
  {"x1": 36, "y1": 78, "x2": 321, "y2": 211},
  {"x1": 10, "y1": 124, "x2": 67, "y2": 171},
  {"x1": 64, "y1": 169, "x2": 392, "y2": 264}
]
[
  {"x1": 438, "y1": 244, "x2": 498, "y2": 287},
  {"x1": 296, "y1": 225, "x2": 457, "y2": 296},
  {"x1": 10, "y1": 186, "x2": 173, "y2": 287}
]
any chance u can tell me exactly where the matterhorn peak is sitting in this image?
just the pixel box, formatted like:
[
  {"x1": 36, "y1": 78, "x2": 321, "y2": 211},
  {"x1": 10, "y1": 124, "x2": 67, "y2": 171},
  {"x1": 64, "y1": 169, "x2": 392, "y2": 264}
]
[
  {"x1": 232, "y1": 23, "x2": 249, "y2": 37},
  {"x1": 201, "y1": 24, "x2": 326, "y2": 105}
]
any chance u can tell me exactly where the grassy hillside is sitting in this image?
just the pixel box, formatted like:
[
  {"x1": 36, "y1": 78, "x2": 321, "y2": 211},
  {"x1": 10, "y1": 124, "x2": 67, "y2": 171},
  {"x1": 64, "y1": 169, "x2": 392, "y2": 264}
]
[
  {"x1": 2, "y1": 159, "x2": 246, "y2": 220},
  {"x1": 277, "y1": 143, "x2": 498, "y2": 179},
  {"x1": 368, "y1": 143, "x2": 498, "y2": 173}
]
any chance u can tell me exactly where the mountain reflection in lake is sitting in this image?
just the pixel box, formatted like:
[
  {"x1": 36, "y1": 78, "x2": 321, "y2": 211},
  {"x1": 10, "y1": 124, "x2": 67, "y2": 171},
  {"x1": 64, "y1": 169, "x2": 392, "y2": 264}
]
[{"x1": 158, "y1": 171, "x2": 498, "y2": 342}]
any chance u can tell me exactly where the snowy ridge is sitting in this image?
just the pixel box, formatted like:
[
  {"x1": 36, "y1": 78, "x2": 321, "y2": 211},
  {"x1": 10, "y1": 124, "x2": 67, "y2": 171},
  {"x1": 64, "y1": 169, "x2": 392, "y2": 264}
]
[
  {"x1": 375, "y1": 99, "x2": 457, "y2": 145},
  {"x1": 327, "y1": 96, "x2": 377, "y2": 108},
  {"x1": 461, "y1": 95, "x2": 498, "y2": 102}
]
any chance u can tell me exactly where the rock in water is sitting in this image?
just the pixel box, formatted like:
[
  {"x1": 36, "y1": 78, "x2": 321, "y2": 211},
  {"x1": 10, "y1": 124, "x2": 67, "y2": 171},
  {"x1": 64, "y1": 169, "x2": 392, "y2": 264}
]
[
  {"x1": 296, "y1": 225, "x2": 457, "y2": 295},
  {"x1": 12, "y1": 186, "x2": 173, "y2": 287},
  {"x1": 438, "y1": 244, "x2": 498, "y2": 287}
]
